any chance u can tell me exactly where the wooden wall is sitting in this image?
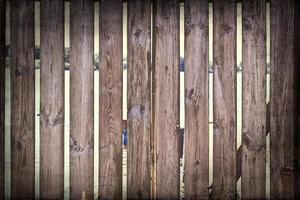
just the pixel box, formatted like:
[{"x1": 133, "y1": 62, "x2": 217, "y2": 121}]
[{"x1": 0, "y1": 0, "x2": 298, "y2": 199}]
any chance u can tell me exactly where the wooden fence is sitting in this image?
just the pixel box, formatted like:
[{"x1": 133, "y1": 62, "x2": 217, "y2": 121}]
[{"x1": 0, "y1": 0, "x2": 299, "y2": 199}]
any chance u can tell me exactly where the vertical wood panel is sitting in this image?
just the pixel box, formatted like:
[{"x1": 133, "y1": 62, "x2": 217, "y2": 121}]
[
  {"x1": 212, "y1": 0, "x2": 236, "y2": 199},
  {"x1": 242, "y1": 1, "x2": 266, "y2": 198},
  {"x1": 10, "y1": 0, "x2": 35, "y2": 198},
  {"x1": 153, "y1": 0, "x2": 179, "y2": 199},
  {"x1": 127, "y1": 0, "x2": 151, "y2": 199},
  {"x1": 99, "y1": 0, "x2": 123, "y2": 199},
  {"x1": 70, "y1": 0, "x2": 94, "y2": 199},
  {"x1": 184, "y1": 0, "x2": 209, "y2": 199},
  {"x1": 270, "y1": 0, "x2": 294, "y2": 198},
  {"x1": 294, "y1": 1, "x2": 300, "y2": 198},
  {"x1": 40, "y1": 0, "x2": 64, "y2": 198},
  {"x1": 0, "y1": 0, "x2": 4, "y2": 198}
]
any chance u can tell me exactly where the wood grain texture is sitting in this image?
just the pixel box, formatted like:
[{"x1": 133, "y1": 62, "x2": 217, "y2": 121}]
[
  {"x1": 40, "y1": 1, "x2": 64, "y2": 198},
  {"x1": 70, "y1": 0, "x2": 94, "y2": 199},
  {"x1": 153, "y1": 0, "x2": 179, "y2": 199},
  {"x1": 212, "y1": 0, "x2": 236, "y2": 199},
  {"x1": 184, "y1": 0, "x2": 209, "y2": 199},
  {"x1": 270, "y1": 0, "x2": 294, "y2": 198},
  {"x1": 0, "y1": 0, "x2": 4, "y2": 198},
  {"x1": 242, "y1": 1, "x2": 266, "y2": 199},
  {"x1": 10, "y1": 0, "x2": 35, "y2": 198},
  {"x1": 295, "y1": 1, "x2": 300, "y2": 198},
  {"x1": 127, "y1": 0, "x2": 151, "y2": 199},
  {"x1": 99, "y1": 0, "x2": 123, "y2": 199}
]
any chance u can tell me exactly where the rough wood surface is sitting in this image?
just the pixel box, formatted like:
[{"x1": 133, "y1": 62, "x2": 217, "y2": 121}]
[
  {"x1": 153, "y1": 0, "x2": 179, "y2": 199},
  {"x1": 10, "y1": 0, "x2": 35, "y2": 198},
  {"x1": 0, "y1": 0, "x2": 4, "y2": 198},
  {"x1": 295, "y1": 1, "x2": 300, "y2": 198},
  {"x1": 212, "y1": 0, "x2": 236, "y2": 199},
  {"x1": 242, "y1": 1, "x2": 266, "y2": 199},
  {"x1": 40, "y1": 1, "x2": 64, "y2": 198},
  {"x1": 70, "y1": 0, "x2": 94, "y2": 199},
  {"x1": 270, "y1": 0, "x2": 294, "y2": 198},
  {"x1": 184, "y1": 0, "x2": 209, "y2": 199},
  {"x1": 127, "y1": 0, "x2": 151, "y2": 199},
  {"x1": 99, "y1": 0, "x2": 123, "y2": 199}
]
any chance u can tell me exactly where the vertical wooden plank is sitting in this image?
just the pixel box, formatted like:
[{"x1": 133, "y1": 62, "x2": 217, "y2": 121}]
[
  {"x1": 184, "y1": 0, "x2": 209, "y2": 199},
  {"x1": 10, "y1": 0, "x2": 35, "y2": 198},
  {"x1": 127, "y1": 0, "x2": 151, "y2": 199},
  {"x1": 242, "y1": 1, "x2": 266, "y2": 199},
  {"x1": 99, "y1": 0, "x2": 122, "y2": 199},
  {"x1": 0, "y1": 0, "x2": 4, "y2": 198},
  {"x1": 294, "y1": 1, "x2": 300, "y2": 198},
  {"x1": 270, "y1": 0, "x2": 294, "y2": 198},
  {"x1": 70, "y1": 0, "x2": 94, "y2": 199},
  {"x1": 212, "y1": 0, "x2": 236, "y2": 199},
  {"x1": 40, "y1": 1, "x2": 64, "y2": 198},
  {"x1": 153, "y1": 0, "x2": 179, "y2": 199}
]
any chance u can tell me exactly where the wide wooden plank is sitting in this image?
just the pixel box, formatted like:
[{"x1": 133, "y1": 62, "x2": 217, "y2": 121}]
[
  {"x1": 99, "y1": 0, "x2": 123, "y2": 199},
  {"x1": 295, "y1": 1, "x2": 300, "y2": 198},
  {"x1": 153, "y1": 0, "x2": 179, "y2": 199},
  {"x1": 0, "y1": 0, "x2": 4, "y2": 198},
  {"x1": 10, "y1": 0, "x2": 35, "y2": 198},
  {"x1": 184, "y1": 0, "x2": 209, "y2": 199},
  {"x1": 127, "y1": 0, "x2": 151, "y2": 199},
  {"x1": 212, "y1": 0, "x2": 236, "y2": 199},
  {"x1": 40, "y1": 0, "x2": 64, "y2": 198},
  {"x1": 242, "y1": 1, "x2": 266, "y2": 199},
  {"x1": 270, "y1": 0, "x2": 294, "y2": 198},
  {"x1": 70, "y1": 0, "x2": 94, "y2": 199}
]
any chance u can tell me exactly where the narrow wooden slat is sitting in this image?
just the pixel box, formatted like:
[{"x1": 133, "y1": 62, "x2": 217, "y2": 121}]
[
  {"x1": 295, "y1": 1, "x2": 300, "y2": 198},
  {"x1": 242, "y1": 1, "x2": 266, "y2": 198},
  {"x1": 184, "y1": 0, "x2": 209, "y2": 199},
  {"x1": 40, "y1": 1, "x2": 64, "y2": 198},
  {"x1": 270, "y1": 0, "x2": 294, "y2": 198},
  {"x1": 99, "y1": 0, "x2": 122, "y2": 199},
  {"x1": 70, "y1": 0, "x2": 94, "y2": 199},
  {"x1": 212, "y1": 0, "x2": 236, "y2": 199},
  {"x1": 10, "y1": 0, "x2": 35, "y2": 198},
  {"x1": 127, "y1": 0, "x2": 151, "y2": 199},
  {"x1": 0, "y1": 0, "x2": 4, "y2": 198},
  {"x1": 236, "y1": 102, "x2": 270, "y2": 183},
  {"x1": 153, "y1": 0, "x2": 179, "y2": 199}
]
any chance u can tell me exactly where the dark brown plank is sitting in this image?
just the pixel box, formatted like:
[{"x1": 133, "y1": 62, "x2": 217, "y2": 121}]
[
  {"x1": 242, "y1": 0, "x2": 266, "y2": 198},
  {"x1": 270, "y1": 0, "x2": 294, "y2": 198},
  {"x1": 295, "y1": 1, "x2": 300, "y2": 198},
  {"x1": 0, "y1": 0, "x2": 4, "y2": 198},
  {"x1": 10, "y1": 0, "x2": 35, "y2": 198},
  {"x1": 184, "y1": 0, "x2": 209, "y2": 199},
  {"x1": 127, "y1": 0, "x2": 151, "y2": 199},
  {"x1": 212, "y1": 0, "x2": 236, "y2": 199},
  {"x1": 236, "y1": 102, "x2": 269, "y2": 183},
  {"x1": 70, "y1": 0, "x2": 94, "y2": 199},
  {"x1": 40, "y1": 0, "x2": 64, "y2": 198},
  {"x1": 99, "y1": 0, "x2": 123, "y2": 199},
  {"x1": 153, "y1": 0, "x2": 179, "y2": 199}
]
